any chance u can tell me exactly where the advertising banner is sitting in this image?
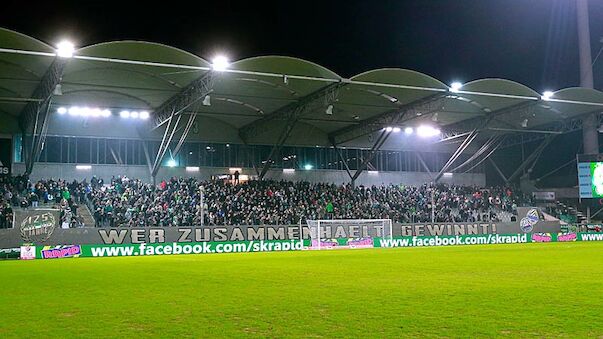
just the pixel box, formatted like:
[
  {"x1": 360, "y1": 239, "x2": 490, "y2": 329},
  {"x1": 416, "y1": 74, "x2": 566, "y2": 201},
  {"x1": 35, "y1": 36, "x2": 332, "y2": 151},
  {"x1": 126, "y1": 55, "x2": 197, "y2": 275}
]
[{"x1": 18, "y1": 232, "x2": 601, "y2": 259}]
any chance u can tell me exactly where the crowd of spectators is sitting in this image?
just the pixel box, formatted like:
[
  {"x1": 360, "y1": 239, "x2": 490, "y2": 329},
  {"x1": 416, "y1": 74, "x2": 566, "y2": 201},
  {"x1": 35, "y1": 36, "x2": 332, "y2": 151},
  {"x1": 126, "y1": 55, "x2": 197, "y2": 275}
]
[
  {"x1": 2, "y1": 174, "x2": 525, "y2": 228},
  {"x1": 0, "y1": 175, "x2": 85, "y2": 228},
  {"x1": 88, "y1": 176, "x2": 522, "y2": 227}
]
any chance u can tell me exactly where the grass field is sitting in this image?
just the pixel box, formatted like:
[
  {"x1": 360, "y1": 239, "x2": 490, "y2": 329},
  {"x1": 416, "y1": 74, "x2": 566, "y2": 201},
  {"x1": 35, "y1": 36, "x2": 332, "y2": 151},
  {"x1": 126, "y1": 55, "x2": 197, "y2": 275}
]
[{"x1": 1, "y1": 242, "x2": 603, "y2": 338}]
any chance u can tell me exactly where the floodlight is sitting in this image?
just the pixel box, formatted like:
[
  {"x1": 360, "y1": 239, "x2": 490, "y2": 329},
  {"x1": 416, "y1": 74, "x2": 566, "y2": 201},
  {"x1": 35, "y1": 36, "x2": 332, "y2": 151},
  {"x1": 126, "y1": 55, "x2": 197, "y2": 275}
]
[
  {"x1": 101, "y1": 109, "x2": 112, "y2": 117},
  {"x1": 304, "y1": 164, "x2": 313, "y2": 170},
  {"x1": 385, "y1": 127, "x2": 393, "y2": 132},
  {"x1": 57, "y1": 107, "x2": 67, "y2": 115},
  {"x1": 56, "y1": 40, "x2": 75, "y2": 58},
  {"x1": 167, "y1": 159, "x2": 177, "y2": 167},
  {"x1": 80, "y1": 107, "x2": 91, "y2": 117},
  {"x1": 368, "y1": 170, "x2": 379, "y2": 174},
  {"x1": 404, "y1": 127, "x2": 413, "y2": 135},
  {"x1": 203, "y1": 95, "x2": 211, "y2": 106},
  {"x1": 120, "y1": 110, "x2": 130, "y2": 118},
  {"x1": 450, "y1": 82, "x2": 463, "y2": 93},
  {"x1": 417, "y1": 125, "x2": 441, "y2": 137},
  {"x1": 325, "y1": 104, "x2": 333, "y2": 115},
  {"x1": 76, "y1": 165, "x2": 91, "y2": 170},
  {"x1": 443, "y1": 172, "x2": 453, "y2": 177},
  {"x1": 283, "y1": 168, "x2": 295, "y2": 173},
  {"x1": 211, "y1": 55, "x2": 229, "y2": 71},
  {"x1": 91, "y1": 108, "x2": 102, "y2": 117},
  {"x1": 68, "y1": 106, "x2": 80, "y2": 116},
  {"x1": 139, "y1": 111, "x2": 149, "y2": 119},
  {"x1": 541, "y1": 91, "x2": 554, "y2": 101},
  {"x1": 392, "y1": 127, "x2": 401, "y2": 133},
  {"x1": 130, "y1": 111, "x2": 139, "y2": 119}
]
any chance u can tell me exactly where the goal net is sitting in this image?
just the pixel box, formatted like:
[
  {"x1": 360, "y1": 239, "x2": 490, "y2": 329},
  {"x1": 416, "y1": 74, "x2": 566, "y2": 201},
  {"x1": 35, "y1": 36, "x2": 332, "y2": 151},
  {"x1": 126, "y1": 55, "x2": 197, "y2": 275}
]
[{"x1": 306, "y1": 219, "x2": 393, "y2": 250}]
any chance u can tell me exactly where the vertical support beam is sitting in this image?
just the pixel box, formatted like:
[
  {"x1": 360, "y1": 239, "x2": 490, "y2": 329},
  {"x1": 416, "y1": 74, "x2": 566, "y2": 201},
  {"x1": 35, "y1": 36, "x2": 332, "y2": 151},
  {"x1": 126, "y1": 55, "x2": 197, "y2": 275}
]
[
  {"x1": 488, "y1": 158, "x2": 508, "y2": 183},
  {"x1": 507, "y1": 134, "x2": 556, "y2": 183},
  {"x1": 434, "y1": 129, "x2": 479, "y2": 182},
  {"x1": 148, "y1": 71, "x2": 215, "y2": 179},
  {"x1": 416, "y1": 153, "x2": 433, "y2": 178},
  {"x1": 577, "y1": 0, "x2": 598, "y2": 154},
  {"x1": 19, "y1": 58, "x2": 68, "y2": 175},
  {"x1": 331, "y1": 141, "x2": 353, "y2": 180},
  {"x1": 351, "y1": 129, "x2": 391, "y2": 183}
]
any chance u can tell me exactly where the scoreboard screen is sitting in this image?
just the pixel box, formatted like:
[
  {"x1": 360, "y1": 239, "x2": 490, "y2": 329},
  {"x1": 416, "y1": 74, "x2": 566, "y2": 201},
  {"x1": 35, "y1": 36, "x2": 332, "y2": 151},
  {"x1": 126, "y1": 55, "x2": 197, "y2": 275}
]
[{"x1": 578, "y1": 162, "x2": 603, "y2": 198}]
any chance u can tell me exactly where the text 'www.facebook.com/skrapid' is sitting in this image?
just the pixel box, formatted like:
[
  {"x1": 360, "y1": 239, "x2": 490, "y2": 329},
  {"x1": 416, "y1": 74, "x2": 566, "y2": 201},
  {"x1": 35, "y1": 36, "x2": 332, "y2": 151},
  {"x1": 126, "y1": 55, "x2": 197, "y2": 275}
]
[{"x1": 90, "y1": 240, "x2": 304, "y2": 257}]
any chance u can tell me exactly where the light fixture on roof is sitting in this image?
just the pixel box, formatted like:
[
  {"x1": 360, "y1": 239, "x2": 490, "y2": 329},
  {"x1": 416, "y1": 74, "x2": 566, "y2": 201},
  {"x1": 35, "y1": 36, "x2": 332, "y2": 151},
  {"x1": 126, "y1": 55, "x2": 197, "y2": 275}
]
[
  {"x1": 385, "y1": 126, "x2": 393, "y2": 132},
  {"x1": 57, "y1": 107, "x2": 67, "y2": 115},
  {"x1": 450, "y1": 82, "x2": 463, "y2": 93},
  {"x1": 521, "y1": 119, "x2": 529, "y2": 128},
  {"x1": 392, "y1": 127, "x2": 401, "y2": 133},
  {"x1": 167, "y1": 159, "x2": 177, "y2": 167},
  {"x1": 56, "y1": 40, "x2": 75, "y2": 58},
  {"x1": 404, "y1": 127, "x2": 414, "y2": 135},
  {"x1": 139, "y1": 111, "x2": 149, "y2": 119},
  {"x1": 211, "y1": 55, "x2": 229, "y2": 71},
  {"x1": 53, "y1": 84, "x2": 63, "y2": 96},
  {"x1": 541, "y1": 91, "x2": 554, "y2": 101},
  {"x1": 130, "y1": 111, "x2": 139, "y2": 119},
  {"x1": 203, "y1": 95, "x2": 211, "y2": 106},
  {"x1": 120, "y1": 110, "x2": 131, "y2": 118},
  {"x1": 417, "y1": 125, "x2": 441, "y2": 137},
  {"x1": 325, "y1": 104, "x2": 333, "y2": 115}
]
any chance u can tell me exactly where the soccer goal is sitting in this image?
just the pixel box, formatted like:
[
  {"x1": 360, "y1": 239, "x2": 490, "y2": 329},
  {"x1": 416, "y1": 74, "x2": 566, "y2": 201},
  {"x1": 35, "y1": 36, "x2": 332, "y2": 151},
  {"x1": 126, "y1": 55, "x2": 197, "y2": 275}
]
[{"x1": 306, "y1": 219, "x2": 393, "y2": 250}]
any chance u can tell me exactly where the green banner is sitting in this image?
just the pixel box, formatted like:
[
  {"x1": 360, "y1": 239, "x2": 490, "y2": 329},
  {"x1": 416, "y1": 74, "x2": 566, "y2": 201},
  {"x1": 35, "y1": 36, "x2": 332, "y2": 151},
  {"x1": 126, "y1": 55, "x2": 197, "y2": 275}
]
[
  {"x1": 24, "y1": 232, "x2": 603, "y2": 259},
  {"x1": 36, "y1": 240, "x2": 305, "y2": 258}
]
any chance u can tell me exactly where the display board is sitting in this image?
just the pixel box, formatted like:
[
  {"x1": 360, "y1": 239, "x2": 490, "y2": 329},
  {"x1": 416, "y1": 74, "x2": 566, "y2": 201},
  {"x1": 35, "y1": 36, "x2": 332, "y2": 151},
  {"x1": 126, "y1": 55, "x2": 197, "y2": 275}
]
[{"x1": 577, "y1": 154, "x2": 603, "y2": 198}]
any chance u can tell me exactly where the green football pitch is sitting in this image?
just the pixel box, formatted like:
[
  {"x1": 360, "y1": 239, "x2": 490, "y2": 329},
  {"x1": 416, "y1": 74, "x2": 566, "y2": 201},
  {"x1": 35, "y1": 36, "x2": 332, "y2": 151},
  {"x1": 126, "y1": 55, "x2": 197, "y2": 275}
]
[{"x1": 1, "y1": 242, "x2": 602, "y2": 338}]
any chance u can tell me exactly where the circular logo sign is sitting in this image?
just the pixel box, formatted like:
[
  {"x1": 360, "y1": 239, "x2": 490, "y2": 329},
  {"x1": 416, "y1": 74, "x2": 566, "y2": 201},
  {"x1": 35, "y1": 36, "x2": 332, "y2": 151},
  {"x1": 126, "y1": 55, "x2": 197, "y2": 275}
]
[
  {"x1": 20, "y1": 212, "x2": 56, "y2": 243},
  {"x1": 520, "y1": 217, "x2": 534, "y2": 233}
]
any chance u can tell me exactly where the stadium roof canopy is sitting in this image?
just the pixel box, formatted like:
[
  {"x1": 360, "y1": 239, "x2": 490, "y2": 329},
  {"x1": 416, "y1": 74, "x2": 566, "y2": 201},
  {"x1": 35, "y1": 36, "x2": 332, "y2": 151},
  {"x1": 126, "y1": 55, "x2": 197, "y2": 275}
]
[{"x1": 2, "y1": 27, "x2": 603, "y2": 157}]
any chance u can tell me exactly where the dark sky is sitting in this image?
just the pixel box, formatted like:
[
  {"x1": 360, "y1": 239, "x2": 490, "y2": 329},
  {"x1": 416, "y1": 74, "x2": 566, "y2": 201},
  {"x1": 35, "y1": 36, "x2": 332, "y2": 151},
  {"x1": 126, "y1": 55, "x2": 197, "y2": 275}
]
[{"x1": 2, "y1": 0, "x2": 603, "y2": 91}]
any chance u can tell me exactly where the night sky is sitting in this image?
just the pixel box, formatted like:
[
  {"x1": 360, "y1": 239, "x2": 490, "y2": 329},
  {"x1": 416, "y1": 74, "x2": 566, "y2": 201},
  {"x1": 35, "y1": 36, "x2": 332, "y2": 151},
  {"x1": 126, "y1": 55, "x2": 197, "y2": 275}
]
[{"x1": 1, "y1": 0, "x2": 603, "y2": 91}]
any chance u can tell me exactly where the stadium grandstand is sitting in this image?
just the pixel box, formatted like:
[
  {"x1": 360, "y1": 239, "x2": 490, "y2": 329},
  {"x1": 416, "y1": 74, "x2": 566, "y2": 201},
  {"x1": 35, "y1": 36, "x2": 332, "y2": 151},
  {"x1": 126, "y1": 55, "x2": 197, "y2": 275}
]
[
  {"x1": 2, "y1": 2, "x2": 603, "y2": 336},
  {"x1": 0, "y1": 27, "x2": 603, "y2": 229}
]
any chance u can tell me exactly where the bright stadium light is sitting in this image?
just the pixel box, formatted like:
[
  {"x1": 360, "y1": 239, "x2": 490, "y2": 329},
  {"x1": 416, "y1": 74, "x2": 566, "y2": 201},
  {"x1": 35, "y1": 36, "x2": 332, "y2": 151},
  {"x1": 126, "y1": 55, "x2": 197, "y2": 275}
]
[
  {"x1": 102, "y1": 109, "x2": 112, "y2": 117},
  {"x1": 385, "y1": 126, "x2": 393, "y2": 132},
  {"x1": 75, "y1": 165, "x2": 91, "y2": 170},
  {"x1": 120, "y1": 110, "x2": 131, "y2": 118},
  {"x1": 304, "y1": 164, "x2": 313, "y2": 170},
  {"x1": 139, "y1": 111, "x2": 149, "y2": 119},
  {"x1": 283, "y1": 168, "x2": 295, "y2": 173},
  {"x1": 56, "y1": 40, "x2": 75, "y2": 58},
  {"x1": 541, "y1": 91, "x2": 554, "y2": 101},
  {"x1": 186, "y1": 166, "x2": 200, "y2": 172},
  {"x1": 80, "y1": 107, "x2": 91, "y2": 117},
  {"x1": 450, "y1": 82, "x2": 463, "y2": 93},
  {"x1": 404, "y1": 127, "x2": 414, "y2": 135},
  {"x1": 130, "y1": 111, "x2": 139, "y2": 119},
  {"x1": 443, "y1": 172, "x2": 453, "y2": 177},
  {"x1": 57, "y1": 107, "x2": 67, "y2": 115},
  {"x1": 212, "y1": 55, "x2": 229, "y2": 71},
  {"x1": 417, "y1": 125, "x2": 441, "y2": 138},
  {"x1": 68, "y1": 106, "x2": 80, "y2": 116},
  {"x1": 392, "y1": 127, "x2": 401, "y2": 133},
  {"x1": 167, "y1": 159, "x2": 177, "y2": 167},
  {"x1": 368, "y1": 170, "x2": 379, "y2": 174}
]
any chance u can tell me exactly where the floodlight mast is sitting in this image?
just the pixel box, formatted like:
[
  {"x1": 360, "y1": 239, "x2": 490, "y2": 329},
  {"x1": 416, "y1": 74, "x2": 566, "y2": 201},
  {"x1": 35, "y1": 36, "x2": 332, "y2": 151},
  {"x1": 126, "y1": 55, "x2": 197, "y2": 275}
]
[{"x1": 577, "y1": 0, "x2": 598, "y2": 154}]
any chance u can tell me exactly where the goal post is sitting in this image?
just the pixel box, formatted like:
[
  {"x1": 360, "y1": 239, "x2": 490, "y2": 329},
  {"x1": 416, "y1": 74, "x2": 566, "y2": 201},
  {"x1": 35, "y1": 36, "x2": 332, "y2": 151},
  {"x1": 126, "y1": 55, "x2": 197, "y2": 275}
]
[{"x1": 306, "y1": 219, "x2": 393, "y2": 250}]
